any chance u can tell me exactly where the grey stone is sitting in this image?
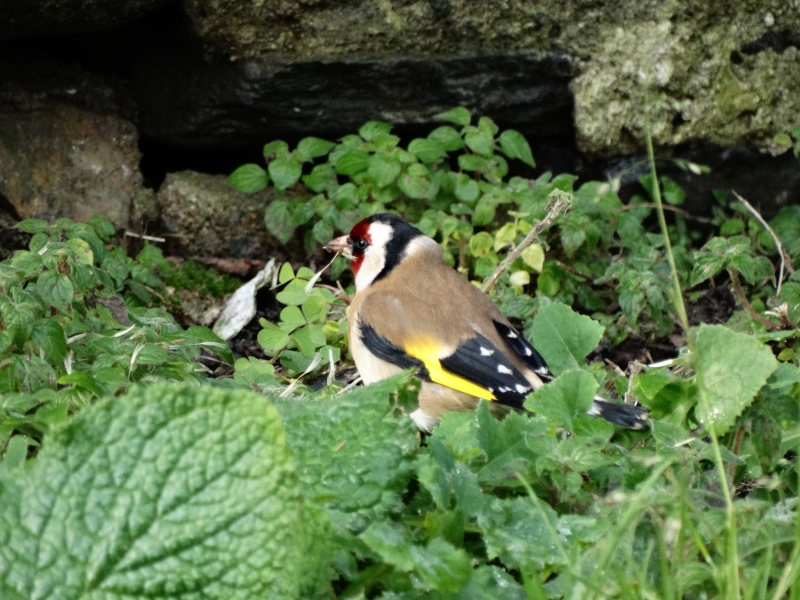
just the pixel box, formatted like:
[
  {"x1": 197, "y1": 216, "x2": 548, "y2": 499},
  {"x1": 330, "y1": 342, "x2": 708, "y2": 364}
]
[
  {"x1": 156, "y1": 170, "x2": 288, "y2": 258},
  {"x1": 0, "y1": 102, "x2": 141, "y2": 228}
]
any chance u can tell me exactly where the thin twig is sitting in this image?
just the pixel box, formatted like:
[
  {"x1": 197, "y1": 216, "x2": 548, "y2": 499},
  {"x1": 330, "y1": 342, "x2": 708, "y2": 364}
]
[
  {"x1": 481, "y1": 191, "x2": 571, "y2": 294},
  {"x1": 619, "y1": 202, "x2": 714, "y2": 224},
  {"x1": 728, "y1": 267, "x2": 776, "y2": 330},
  {"x1": 124, "y1": 231, "x2": 167, "y2": 242},
  {"x1": 732, "y1": 191, "x2": 795, "y2": 295}
]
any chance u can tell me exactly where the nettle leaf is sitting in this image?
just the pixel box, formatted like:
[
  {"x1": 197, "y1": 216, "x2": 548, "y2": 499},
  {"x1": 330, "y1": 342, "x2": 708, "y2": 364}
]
[
  {"x1": 360, "y1": 522, "x2": 472, "y2": 594},
  {"x1": 263, "y1": 140, "x2": 290, "y2": 159},
  {"x1": 529, "y1": 302, "x2": 604, "y2": 374},
  {"x1": 264, "y1": 200, "x2": 296, "y2": 244},
  {"x1": 525, "y1": 369, "x2": 597, "y2": 431},
  {"x1": 521, "y1": 244, "x2": 545, "y2": 272},
  {"x1": 436, "y1": 106, "x2": 471, "y2": 127},
  {"x1": 695, "y1": 324, "x2": 779, "y2": 435},
  {"x1": 464, "y1": 127, "x2": 494, "y2": 157},
  {"x1": 228, "y1": 163, "x2": 269, "y2": 192},
  {"x1": 268, "y1": 157, "x2": 302, "y2": 190},
  {"x1": 470, "y1": 232, "x2": 494, "y2": 257},
  {"x1": 30, "y1": 318, "x2": 68, "y2": 364},
  {"x1": 37, "y1": 270, "x2": 74, "y2": 312},
  {"x1": 297, "y1": 137, "x2": 335, "y2": 161},
  {"x1": 273, "y1": 372, "x2": 419, "y2": 532},
  {"x1": 335, "y1": 150, "x2": 370, "y2": 176},
  {"x1": 398, "y1": 164, "x2": 435, "y2": 200},
  {"x1": 428, "y1": 126, "x2": 464, "y2": 151},
  {"x1": 15, "y1": 219, "x2": 48, "y2": 234},
  {"x1": 454, "y1": 174, "x2": 480, "y2": 204},
  {"x1": 368, "y1": 153, "x2": 402, "y2": 188},
  {"x1": 498, "y1": 129, "x2": 535, "y2": 167},
  {"x1": 359, "y1": 120, "x2": 392, "y2": 141},
  {"x1": 408, "y1": 138, "x2": 447, "y2": 163},
  {"x1": 0, "y1": 382, "x2": 315, "y2": 600}
]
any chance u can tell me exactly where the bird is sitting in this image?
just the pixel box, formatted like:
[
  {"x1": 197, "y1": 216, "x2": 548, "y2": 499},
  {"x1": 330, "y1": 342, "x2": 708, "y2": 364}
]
[{"x1": 324, "y1": 213, "x2": 649, "y2": 433}]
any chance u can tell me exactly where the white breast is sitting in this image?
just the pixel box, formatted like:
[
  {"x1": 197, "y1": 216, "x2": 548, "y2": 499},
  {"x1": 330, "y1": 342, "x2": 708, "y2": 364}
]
[{"x1": 349, "y1": 317, "x2": 403, "y2": 384}]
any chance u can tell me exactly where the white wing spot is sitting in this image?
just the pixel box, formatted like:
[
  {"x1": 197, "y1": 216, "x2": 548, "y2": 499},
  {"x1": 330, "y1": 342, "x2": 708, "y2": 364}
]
[
  {"x1": 506, "y1": 330, "x2": 518, "y2": 338},
  {"x1": 524, "y1": 347, "x2": 532, "y2": 356},
  {"x1": 536, "y1": 367, "x2": 549, "y2": 376},
  {"x1": 487, "y1": 387, "x2": 494, "y2": 393},
  {"x1": 480, "y1": 346, "x2": 495, "y2": 356},
  {"x1": 497, "y1": 364, "x2": 513, "y2": 375},
  {"x1": 515, "y1": 384, "x2": 530, "y2": 394},
  {"x1": 498, "y1": 386, "x2": 510, "y2": 393}
]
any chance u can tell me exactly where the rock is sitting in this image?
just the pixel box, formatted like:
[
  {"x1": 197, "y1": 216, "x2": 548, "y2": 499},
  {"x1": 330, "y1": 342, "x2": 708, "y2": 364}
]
[
  {"x1": 172, "y1": 0, "x2": 800, "y2": 157},
  {"x1": 0, "y1": 102, "x2": 141, "y2": 228},
  {"x1": 1, "y1": 0, "x2": 171, "y2": 40},
  {"x1": 131, "y1": 28, "x2": 575, "y2": 147},
  {"x1": 155, "y1": 170, "x2": 290, "y2": 259}
]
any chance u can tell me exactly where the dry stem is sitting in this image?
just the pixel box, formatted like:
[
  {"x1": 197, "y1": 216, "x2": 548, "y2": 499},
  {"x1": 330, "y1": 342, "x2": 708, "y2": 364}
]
[
  {"x1": 481, "y1": 191, "x2": 571, "y2": 294},
  {"x1": 732, "y1": 191, "x2": 795, "y2": 296}
]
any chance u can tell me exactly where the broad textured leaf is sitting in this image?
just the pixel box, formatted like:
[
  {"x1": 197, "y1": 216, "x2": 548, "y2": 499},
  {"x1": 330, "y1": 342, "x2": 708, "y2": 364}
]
[
  {"x1": 296, "y1": 137, "x2": 335, "y2": 161},
  {"x1": 359, "y1": 120, "x2": 392, "y2": 141},
  {"x1": 264, "y1": 200, "x2": 296, "y2": 244},
  {"x1": 498, "y1": 130, "x2": 535, "y2": 167},
  {"x1": 525, "y1": 369, "x2": 597, "y2": 431},
  {"x1": 361, "y1": 522, "x2": 471, "y2": 594},
  {"x1": 268, "y1": 157, "x2": 302, "y2": 190},
  {"x1": 528, "y1": 302, "x2": 604, "y2": 374},
  {"x1": 695, "y1": 324, "x2": 778, "y2": 435},
  {"x1": 228, "y1": 163, "x2": 269, "y2": 192},
  {"x1": 30, "y1": 318, "x2": 68, "y2": 364},
  {"x1": 15, "y1": 219, "x2": 48, "y2": 234},
  {"x1": 407, "y1": 138, "x2": 447, "y2": 163},
  {"x1": 0, "y1": 383, "x2": 312, "y2": 600},
  {"x1": 37, "y1": 270, "x2": 74, "y2": 312},
  {"x1": 436, "y1": 107, "x2": 471, "y2": 126},
  {"x1": 335, "y1": 150, "x2": 370, "y2": 176},
  {"x1": 273, "y1": 372, "x2": 419, "y2": 532},
  {"x1": 428, "y1": 126, "x2": 464, "y2": 151},
  {"x1": 464, "y1": 128, "x2": 494, "y2": 157},
  {"x1": 368, "y1": 153, "x2": 402, "y2": 187}
]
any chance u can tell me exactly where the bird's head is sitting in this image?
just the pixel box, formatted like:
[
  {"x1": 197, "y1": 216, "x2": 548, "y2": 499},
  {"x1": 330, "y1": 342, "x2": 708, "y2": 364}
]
[{"x1": 324, "y1": 213, "x2": 437, "y2": 291}]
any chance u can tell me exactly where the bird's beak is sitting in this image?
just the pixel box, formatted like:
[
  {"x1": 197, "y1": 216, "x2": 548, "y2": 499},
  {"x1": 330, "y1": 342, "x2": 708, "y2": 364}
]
[{"x1": 324, "y1": 235, "x2": 354, "y2": 260}]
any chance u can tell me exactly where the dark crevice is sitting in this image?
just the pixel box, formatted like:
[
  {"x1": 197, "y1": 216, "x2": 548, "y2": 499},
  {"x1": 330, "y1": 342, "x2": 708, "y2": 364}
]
[{"x1": 741, "y1": 29, "x2": 800, "y2": 55}]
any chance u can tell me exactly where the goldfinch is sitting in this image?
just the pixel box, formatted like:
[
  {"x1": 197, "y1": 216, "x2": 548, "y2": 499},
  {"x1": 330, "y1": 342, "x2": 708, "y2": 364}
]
[{"x1": 325, "y1": 214, "x2": 649, "y2": 433}]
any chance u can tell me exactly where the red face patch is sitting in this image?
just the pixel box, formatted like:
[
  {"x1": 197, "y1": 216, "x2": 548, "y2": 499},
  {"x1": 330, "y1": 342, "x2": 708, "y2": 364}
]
[{"x1": 349, "y1": 219, "x2": 371, "y2": 275}]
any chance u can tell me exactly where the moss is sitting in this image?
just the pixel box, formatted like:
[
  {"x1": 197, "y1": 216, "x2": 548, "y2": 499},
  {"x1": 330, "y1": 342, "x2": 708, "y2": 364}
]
[{"x1": 183, "y1": 0, "x2": 800, "y2": 155}]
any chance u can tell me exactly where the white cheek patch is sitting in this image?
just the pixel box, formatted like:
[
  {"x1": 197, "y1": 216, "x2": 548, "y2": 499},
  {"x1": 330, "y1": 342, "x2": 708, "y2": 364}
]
[{"x1": 354, "y1": 222, "x2": 393, "y2": 291}]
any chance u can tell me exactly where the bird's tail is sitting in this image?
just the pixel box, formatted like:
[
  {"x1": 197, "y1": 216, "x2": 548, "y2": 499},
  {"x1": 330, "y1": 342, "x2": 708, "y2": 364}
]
[{"x1": 588, "y1": 397, "x2": 650, "y2": 430}]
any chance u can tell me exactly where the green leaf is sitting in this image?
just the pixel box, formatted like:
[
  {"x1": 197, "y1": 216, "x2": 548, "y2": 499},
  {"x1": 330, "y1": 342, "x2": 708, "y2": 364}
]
[
  {"x1": 368, "y1": 153, "x2": 402, "y2": 187},
  {"x1": 30, "y1": 318, "x2": 68, "y2": 364},
  {"x1": 15, "y1": 219, "x2": 48, "y2": 234},
  {"x1": 525, "y1": 369, "x2": 597, "y2": 431},
  {"x1": 695, "y1": 324, "x2": 778, "y2": 435},
  {"x1": 661, "y1": 175, "x2": 686, "y2": 206},
  {"x1": 228, "y1": 163, "x2": 269, "y2": 192},
  {"x1": 280, "y1": 305, "x2": 307, "y2": 329},
  {"x1": 359, "y1": 120, "x2": 392, "y2": 141},
  {"x1": 521, "y1": 244, "x2": 545, "y2": 272},
  {"x1": 436, "y1": 107, "x2": 472, "y2": 126},
  {"x1": 464, "y1": 128, "x2": 495, "y2": 157},
  {"x1": 408, "y1": 138, "x2": 447, "y2": 163},
  {"x1": 57, "y1": 370, "x2": 107, "y2": 397},
  {"x1": 335, "y1": 150, "x2": 370, "y2": 176},
  {"x1": 258, "y1": 320, "x2": 292, "y2": 353},
  {"x1": 276, "y1": 282, "x2": 309, "y2": 306},
  {"x1": 454, "y1": 174, "x2": 480, "y2": 204},
  {"x1": 302, "y1": 163, "x2": 335, "y2": 192},
  {"x1": 273, "y1": 372, "x2": 419, "y2": 532},
  {"x1": 296, "y1": 137, "x2": 335, "y2": 161},
  {"x1": 470, "y1": 232, "x2": 494, "y2": 257},
  {"x1": 498, "y1": 130, "x2": 535, "y2": 167},
  {"x1": 67, "y1": 237, "x2": 94, "y2": 265},
  {"x1": 263, "y1": 140, "x2": 289, "y2": 159},
  {"x1": 360, "y1": 522, "x2": 471, "y2": 593},
  {"x1": 429, "y1": 126, "x2": 465, "y2": 151},
  {"x1": 398, "y1": 164, "x2": 436, "y2": 200},
  {"x1": 529, "y1": 302, "x2": 604, "y2": 374},
  {"x1": 268, "y1": 157, "x2": 302, "y2": 190},
  {"x1": 0, "y1": 382, "x2": 313, "y2": 600},
  {"x1": 774, "y1": 132, "x2": 793, "y2": 147},
  {"x1": 264, "y1": 200, "x2": 296, "y2": 244},
  {"x1": 37, "y1": 270, "x2": 74, "y2": 312}
]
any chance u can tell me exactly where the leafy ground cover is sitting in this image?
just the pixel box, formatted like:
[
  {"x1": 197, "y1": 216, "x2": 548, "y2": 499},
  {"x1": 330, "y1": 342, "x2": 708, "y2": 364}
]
[{"x1": 1, "y1": 109, "x2": 800, "y2": 599}]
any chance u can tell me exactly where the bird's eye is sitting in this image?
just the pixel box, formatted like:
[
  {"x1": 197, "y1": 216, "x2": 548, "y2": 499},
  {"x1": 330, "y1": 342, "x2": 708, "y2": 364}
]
[{"x1": 352, "y1": 238, "x2": 369, "y2": 251}]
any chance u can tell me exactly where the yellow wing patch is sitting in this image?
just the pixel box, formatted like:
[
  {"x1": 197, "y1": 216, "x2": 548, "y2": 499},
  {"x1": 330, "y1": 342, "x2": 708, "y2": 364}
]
[{"x1": 403, "y1": 339, "x2": 497, "y2": 401}]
